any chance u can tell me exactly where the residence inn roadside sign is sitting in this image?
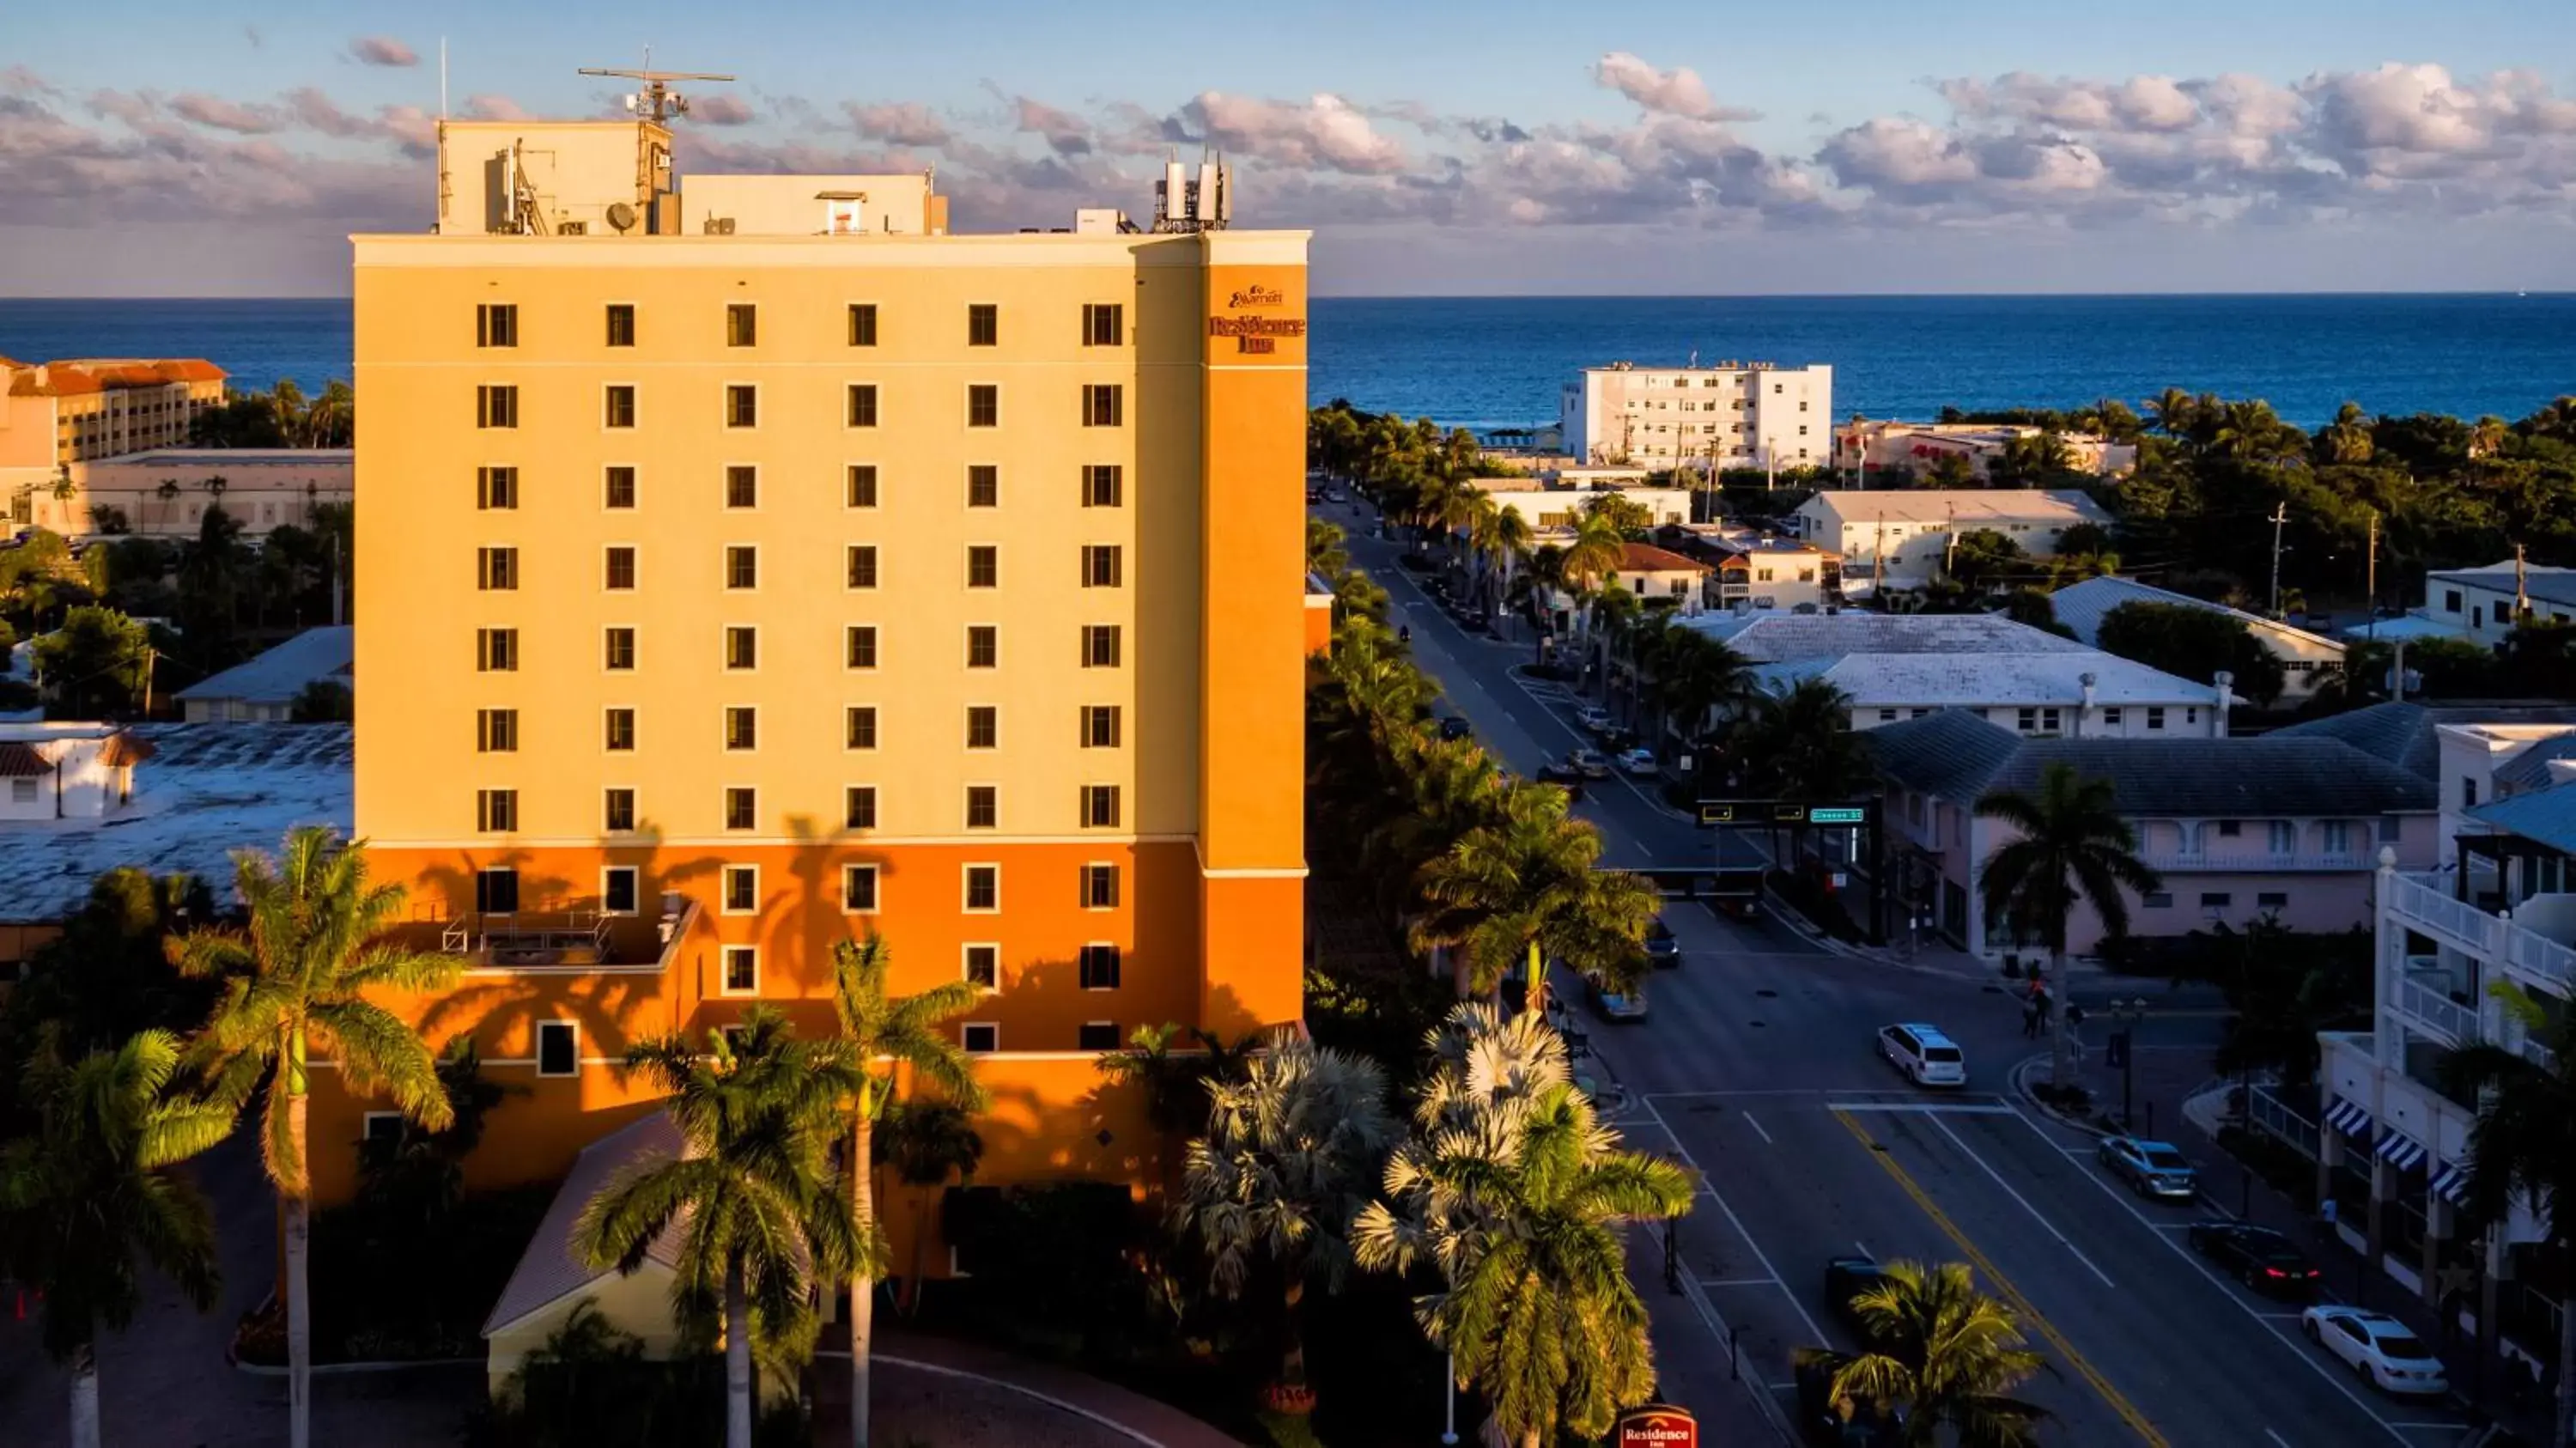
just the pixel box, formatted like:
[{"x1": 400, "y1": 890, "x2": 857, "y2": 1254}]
[{"x1": 1614, "y1": 1402, "x2": 1699, "y2": 1448}]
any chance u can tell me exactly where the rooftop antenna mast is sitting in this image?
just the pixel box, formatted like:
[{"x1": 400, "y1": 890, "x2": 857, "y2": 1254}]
[{"x1": 578, "y1": 59, "x2": 735, "y2": 123}]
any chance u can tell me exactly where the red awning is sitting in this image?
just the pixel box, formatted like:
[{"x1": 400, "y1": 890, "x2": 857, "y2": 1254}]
[{"x1": 0, "y1": 743, "x2": 57, "y2": 777}]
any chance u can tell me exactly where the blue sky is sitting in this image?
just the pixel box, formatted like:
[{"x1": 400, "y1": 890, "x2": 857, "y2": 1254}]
[{"x1": 3, "y1": 0, "x2": 2571, "y2": 295}]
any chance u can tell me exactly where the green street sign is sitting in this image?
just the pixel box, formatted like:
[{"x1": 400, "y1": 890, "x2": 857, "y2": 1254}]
[{"x1": 1809, "y1": 806, "x2": 1867, "y2": 824}]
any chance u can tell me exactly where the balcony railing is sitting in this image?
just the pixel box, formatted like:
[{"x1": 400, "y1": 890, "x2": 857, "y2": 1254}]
[
  {"x1": 2521, "y1": 1037, "x2": 2560, "y2": 1074},
  {"x1": 2392, "y1": 976, "x2": 2479, "y2": 1046},
  {"x1": 2387, "y1": 872, "x2": 2576, "y2": 994},
  {"x1": 2138, "y1": 849, "x2": 2376, "y2": 873},
  {"x1": 438, "y1": 910, "x2": 614, "y2": 967}
]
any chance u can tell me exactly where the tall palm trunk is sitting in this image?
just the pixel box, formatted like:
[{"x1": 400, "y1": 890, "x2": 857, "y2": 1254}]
[
  {"x1": 1523, "y1": 941, "x2": 1548, "y2": 1019},
  {"x1": 284, "y1": 1074, "x2": 312, "y2": 1448},
  {"x1": 67, "y1": 1339, "x2": 100, "y2": 1448},
  {"x1": 1279, "y1": 1278, "x2": 1310, "y2": 1392},
  {"x1": 1452, "y1": 947, "x2": 1473, "y2": 1001},
  {"x1": 849, "y1": 1115, "x2": 877, "y2": 1448},
  {"x1": 726, "y1": 1256, "x2": 754, "y2": 1448}
]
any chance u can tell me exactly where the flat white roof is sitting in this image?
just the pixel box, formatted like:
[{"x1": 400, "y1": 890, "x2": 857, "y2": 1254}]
[{"x1": 1799, "y1": 489, "x2": 2112, "y2": 528}]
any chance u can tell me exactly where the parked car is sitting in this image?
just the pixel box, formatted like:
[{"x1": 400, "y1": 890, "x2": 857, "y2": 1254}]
[
  {"x1": 2097, "y1": 1136, "x2": 2200, "y2": 1202},
  {"x1": 1616, "y1": 747, "x2": 1657, "y2": 777},
  {"x1": 1575, "y1": 705, "x2": 1614, "y2": 734},
  {"x1": 2186, "y1": 1222, "x2": 2321, "y2": 1298},
  {"x1": 1321, "y1": 487, "x2": 1342, "y2": 503},
  {"x1": 1568, "y1": 748, "x2": 1614, "y2": 779},
  {"x1": 1823, "y1": 1256, "x2": 1893, "y2": 1337},
  {"x1": 2301, "y1": 1305, "x2": 2450, "y2": 1396},
  {"x1": 1644, "y1": 920, "x2": 1680, "y2": 967},
  {"x1": 1589, "y1": 976, "x2": 1649, "y2": 1023},
  {"x1": 1876, "y1": 1023, "x2": 1965, "y2": 1087},
  {"x1": 1534, "y1": 762, "x2": 1589, "y2": 800},
  {"x1": 1438, "y1": 715, "x2": 1473, "y2": 741}
]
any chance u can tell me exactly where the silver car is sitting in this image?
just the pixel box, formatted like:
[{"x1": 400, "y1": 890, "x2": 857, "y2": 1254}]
[{"x1": 2098, "y1": 1135, "x2": 2198, "y2": 1201}]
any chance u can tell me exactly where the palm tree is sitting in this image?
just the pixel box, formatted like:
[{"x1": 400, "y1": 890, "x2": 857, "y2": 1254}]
[
  {"x1": 2146, "y1": 386, "x2": 2199, "y2": 441},
  {"x1": 1467, "y1": 494, "x2": 1534, "y2": 616},
  {"x1": 0, "y1": 1030, "x2": 233, "y2": 1448},
  {"x1": 1820, "y1": 1260, "x2": 2050, "y2": 1446},
  {"x1": 827, "y1": 934, "x2": 986, "y2": 1448},
  {"x1": 1354, "y1": 1038, "x2": 1692, "y2": 1448},
  {"x1": 173, "y1": 825, "x2": 462, "y2": 1448},
  {"x1": 1656, "y1": 630, "x2": 1749, "y2": 751},
  {"x1": 2438, "y1": 983, "x2": 2576, "y2": 1448},
  {"x1": 2318, "y1": 402, "x2": 2376, "y2": 465},
  {"x1": 1360, "y1": 731, "x2": 1506, "y2": 917},
  {"x1": 1974, "y1": 764, "x2": 2162, "y2": 1089},
  {"x1": 1305, "y1": 516, "x2": 1349, "y2": 581},
  {"x1": 1176, "y1": 1031, "x2": 1395, "y2": 1410},
  {"x1": 1409, "y1": 781, "x2": 1661, "y2": 1010},
  {"x1": 873, "y1": 1100, "x2": 983, "y2": 1316},
  {"x1": 576, "y1": 1008, "x2": 865, "y2": 1448},
  {"x1": 2470, "y1": 414, "x2": 2510, "y2": 459}
]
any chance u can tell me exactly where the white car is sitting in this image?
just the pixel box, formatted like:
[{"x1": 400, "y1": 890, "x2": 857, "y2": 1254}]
[
  {"x1": 2300, "y1": 1305, "x2": 2449, "y2": 1396},
  {"x1": 1877, "y1": 1023, "x2": 1966, "y2": 1087},
  {"x1": 1616, "y1": 747, "x2": 1657, "y2": 777},
  {"x1": 1575, "y1": 705, "x2": 1615, "y2": 734}
]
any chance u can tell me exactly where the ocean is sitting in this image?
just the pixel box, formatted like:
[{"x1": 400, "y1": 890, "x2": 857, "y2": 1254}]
[{"x1": 3, "y1": 293, "x2": 2571, "y2": 432}]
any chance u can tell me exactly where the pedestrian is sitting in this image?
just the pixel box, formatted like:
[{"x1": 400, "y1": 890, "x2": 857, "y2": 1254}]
[{"x1": 2021, "y1": 1000, "x2": 2039, "y2": 1038}]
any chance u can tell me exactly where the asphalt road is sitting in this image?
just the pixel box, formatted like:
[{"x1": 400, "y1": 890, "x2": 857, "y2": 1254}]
[{"x1": 1331, "y1": 497, "x2": 2472, "y2": 1447}]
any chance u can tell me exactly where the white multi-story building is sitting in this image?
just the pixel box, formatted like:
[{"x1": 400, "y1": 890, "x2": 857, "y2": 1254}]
[
  {"x1": 1793, "y1": 489, "x2": 2113, "y2": 593},
  {"x1": 1560, "y1": 361, "x2": 1832, "y2": 472}
]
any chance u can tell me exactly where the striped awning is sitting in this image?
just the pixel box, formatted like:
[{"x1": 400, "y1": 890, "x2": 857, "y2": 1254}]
[
  {"x1": 2324, "y1": 1097, "x2": 2374, "y2": 1139},
  {"x1": 2376, "y1": 1127, "x2": 2429, "y2": 1173},
  {"x1": 2430, "y1": 1162, "x2": 2474, "y2": 1207}
]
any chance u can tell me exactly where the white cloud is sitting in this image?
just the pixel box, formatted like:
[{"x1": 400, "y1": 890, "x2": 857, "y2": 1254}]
[
  {"x1": 846, "y1": 100, "x2": 948, "y2": 148},
  {"x1": 348, "y1": 36, "x2": 417, "y2": 68},
  {"x1": 692, "y1": 94, "x2": 755, "y2": 127},
  {"x1": 1593, "y1": 52, "x2": 1753, "y2": 123},
  {"x1": 1182, "y1": 92, "x2": 1406, "y2": 175}
]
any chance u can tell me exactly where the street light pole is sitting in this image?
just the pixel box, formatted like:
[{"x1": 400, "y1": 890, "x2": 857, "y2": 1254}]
[
  {"x1": 2109, "y1": 997, "x2": 2148, "y2": 1129},
  {"x1": 1442, "y1": 1348, "x2": 1459, "y2": 1445}
]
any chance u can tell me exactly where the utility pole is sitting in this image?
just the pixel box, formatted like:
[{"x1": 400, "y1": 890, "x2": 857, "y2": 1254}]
[
  {"x1": 2514, "y1": 542, "x2": 2530, "y2": 624},
  {"x1": 2365, "y1": 510, "x2": 2379, "y2": 640},
  {"x1": 2268, "y1": 501, "x2": 2289, "y2": 618}
]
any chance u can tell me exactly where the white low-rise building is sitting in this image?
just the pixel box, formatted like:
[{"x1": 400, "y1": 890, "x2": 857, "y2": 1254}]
[
  {"x1": 1707, "y1": 536, "x2": 1839, "y2": 611},
  {"x1": 173, "y1": 626, "x2": 354, "y2": 722},
  {"x1": 1836, "y1": 420, "x2": 2137, "y2": 480},
  {"x1": 2050, "y1": 575, "x2": 2346, "y2": 706},
  {"x1": 1560, "y1": 360, "x2": 1832, "y2": 472},
  {"x1": 2419, "y1": 561, "x2": 2576, "y2": 646},
  {"x1": 1471, "y1": 483, "x2": 1693, "y2": 532},
  {"x1": 1793, "y1": 489, "x2": 2114, "y2": 593}
]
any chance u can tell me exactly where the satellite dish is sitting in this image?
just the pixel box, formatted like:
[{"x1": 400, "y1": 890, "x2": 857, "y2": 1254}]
[{"x1": 605, "y1": 202, "x2": 638, "y2": 233}]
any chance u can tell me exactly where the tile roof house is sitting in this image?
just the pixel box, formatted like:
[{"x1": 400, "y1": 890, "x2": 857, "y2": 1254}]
[{"x1": 1868, "y1": 709, "x2": 2438, "y2": 957}]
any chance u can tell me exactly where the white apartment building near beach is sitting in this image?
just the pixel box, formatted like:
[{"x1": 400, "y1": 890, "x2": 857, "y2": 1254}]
[
  {"x1": 1560, "y1": 361, "x2": 1832, "y2": 472},
  {"x1": 1794, "y1": 488, "x2": 2114, "y2": 593}
]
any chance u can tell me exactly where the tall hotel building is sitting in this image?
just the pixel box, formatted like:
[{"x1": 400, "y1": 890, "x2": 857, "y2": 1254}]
[{"x1": 328, "y1": 115, "x2": 1311, "y2": 1220}]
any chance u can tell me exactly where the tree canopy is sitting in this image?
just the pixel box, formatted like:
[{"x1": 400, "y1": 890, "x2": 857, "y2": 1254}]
[{"x1": 2094, "y1": 600, "x2": 2287, "y2": 709}]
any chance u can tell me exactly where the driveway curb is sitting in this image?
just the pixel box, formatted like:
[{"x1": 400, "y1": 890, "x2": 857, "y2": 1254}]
[{"x1": 2011, "y1": 1053, "x2": 2111, "y2": 1139}]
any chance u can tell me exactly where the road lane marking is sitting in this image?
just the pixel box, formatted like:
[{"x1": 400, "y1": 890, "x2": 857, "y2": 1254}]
[
  {"x1": 1700, "y1": 1277, "x2": 1785, "y2": 1289},
  {"x1": 2006, "y1": 1111, "x2": 2423, "y2": 1446},
  {"x1": 1832, "y1": 1108, "x2": 2168, "y2": 1448},
  {"x1": 1741, "y1": 1110, "x2": 1775, "y2": 1145},
  {"x1": 2264, "y1": 1431, "x2": 2293, "y2": 1448},
  {"x1": 1924, "y1": 1114, "x2": 2117, "y2": 1289},
  {"x1": 1826, "y1": 1101, "x2": 2020, "y2": 1115},
  {"x1": 1640, "y1": 1098, "x2": 1832, "y2": 1345}
]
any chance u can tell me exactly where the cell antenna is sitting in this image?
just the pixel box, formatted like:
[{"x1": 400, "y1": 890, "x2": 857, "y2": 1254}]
[{"x1": 578, "y1": 63, "x2": 735, "y2": 123}]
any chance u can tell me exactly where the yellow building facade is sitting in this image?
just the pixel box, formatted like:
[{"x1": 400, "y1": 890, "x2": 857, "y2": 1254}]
[{"x1": 331, "y1": 118, "x2": 1310, "y2": 1234}]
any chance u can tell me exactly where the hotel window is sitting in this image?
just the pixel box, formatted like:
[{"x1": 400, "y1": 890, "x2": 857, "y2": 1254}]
[
  {"x1": 2146, "y1": 707, "x2": 2166, "y2": 731},
  {"x1": 842, "y1": 864, "x2": 878, "y2": 912},
  {"x1": 605, "y1": 304, "x2": 635, "y2": 347},
  {"x1": 2443, "y1": 589, "x2": 2463, "y2": 614},
  {"x1": 965, "y1": 786, "x2": 998, "y2": 830},
  {"x1": 725, "y1": 465, "x2": 758, "y2": 508},
  {"x1": 847, "y1": 546, "x2": 878, "y2": 589},
  {"x1": 726, "y1": 626, "x2": 757, "y2": 670},
  {"x1": 1082, "y1": 863, "x2": 1120, "y2": 909},
  {"x1": 604, "y1": 788, "x2": 636, "y2": 833},
  {"x1": 963, "y1": 865, "x2": 999, "y2": 912},
  {"x1": 847, "y1": 706, "x2": 878, "y2": 749},
  {"x1": 1081, "y1": 625, "x2": 1121, "y2": 667},
  {"x1": 604, "y1": 385, "x2": 635, "y2": 429},
  {"x1": 1081, "y1": 545, "x2": 1123, "y2": 587},
  {"x1": 725, "y1": 386, "x2": 757, "y2": 428},
  {"x1": 848, "y1": 626, "x2": 879, "y2": 670},
  {"x1": 845, "y1": 786, "x2": 877, "y2": 830},
  {"x1": 725, "y1": 707, "x2": 757, "y2": 751},
  {"x1": 966, "y1": 465, "x2": 999, "y2": 508},
  {"x1": 1078, "y1": 944, "x2": 1121, "y2": 990},
  {"x1": 1081, "y1": 705, "x2": 1121, "y2": 747},
  {"x1": 477, "y1": 386, "x2": 517, "y2": 429},
  {"x1": 848, "y1": 303, "x2": 878, "y2": 347},
  {"x1": 966, "y1": 625, "x2": 998, "y2": 669},
  {"x1": 477, "y1": 628, "x2": 519, "y2": 672},
  {"x1": 967, "y1": 545, "x2": 999, "y2": 588},
  {"x1": 1081, "y1": 385, "x2": 1123, "y2": 427},
  {"x1": 2102, "y1": 707, "x2": 2123, "y2": 727},
  {"x1": 2269, "y1": 820, "x2": 2297, "y2": 854},
  {"x1": 604, "y1": 546, "x2": 636, "y2": 590},
  {"x1": 476, "y1": 867, "x2": 520, "y2": 913},
  {"x1": 604, "y1": 628, "x2": 636, "y2": 671},
  {"x1": 726, "y1": 303, "x2": 757, "y2": 348},
  {"x1": 847, "y1": 384, "x2": 878, "y2": 428},
  {"x1": 847, "y1": 465, "x2": 879, "y2": 508},
  {"x1": 476, "y1": 789, "x2": 518, "y2": 833},
  {"x1": 721, "y1": 946, "x2": 759, "y2": 995},
  {"x1": 1081, "y1": 785, "x2": 1121, "y2": 829},
  {"x1": 1083, "y1": 465, "x2": 1122, "y2": 508},
  {"x1": 477, "y1": 303, "x2": 517, "y2": 348},
  {"x1": 605, "y1": 465, "x2": 636, "y2": 508},
  {"x1": 967, "y1": 385, "x2": 999, "y2": 428},
  {"x1": 2200, "y1": 892, "x2": 2233, "y2": 910},
  {"x1": 726, "y1": 546, "x2": 757, "y2": 590},
  {"x1": 603, "y1": 867, "x2": 639, "y2": 915},
  {"x1": 962, "y1": 1023, "x2": 999, "y2": 1054},
  {"x1": 477, "y1": 709, "x2": 518, "y2": 753},
  {"x1": 963, "y1": 945, "x2": 998, "y2": 989},
  {"x1": 2144, "y1": 891, "x2": 2174, "y2": 909},
  {"x1": 605, "y1": 709, "x2": 635, "y2": 751},
  {"x1": 724, "y1": 788, "x2": 756, "y2": 831},
  {"x1": 477, "y1": 465, "x2": 518, "y2": 510},
  {"x1": 536, "y1": 1022, "x2": 578, "y2": 1078},
  {"x1": 1082, "y1": 303, "x2": 1124, "y2": 347},
  {"x1": 967, "y1": 303, "x2": 999, "y2": 347},
  {"x1": 966, "y1": 706, "x2": 998, "y2": 749},
  {"x1": 721, "y1": 864, "x2": 758, "y2": 914},
  {"x1": 478, "y1": 547, "x2": 518, "y2": 590}
]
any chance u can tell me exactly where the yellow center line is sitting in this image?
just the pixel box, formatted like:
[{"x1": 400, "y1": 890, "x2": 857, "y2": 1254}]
[{"x1": 1832, "y1": 1107, "x2": 2170, "y2": 1448}]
